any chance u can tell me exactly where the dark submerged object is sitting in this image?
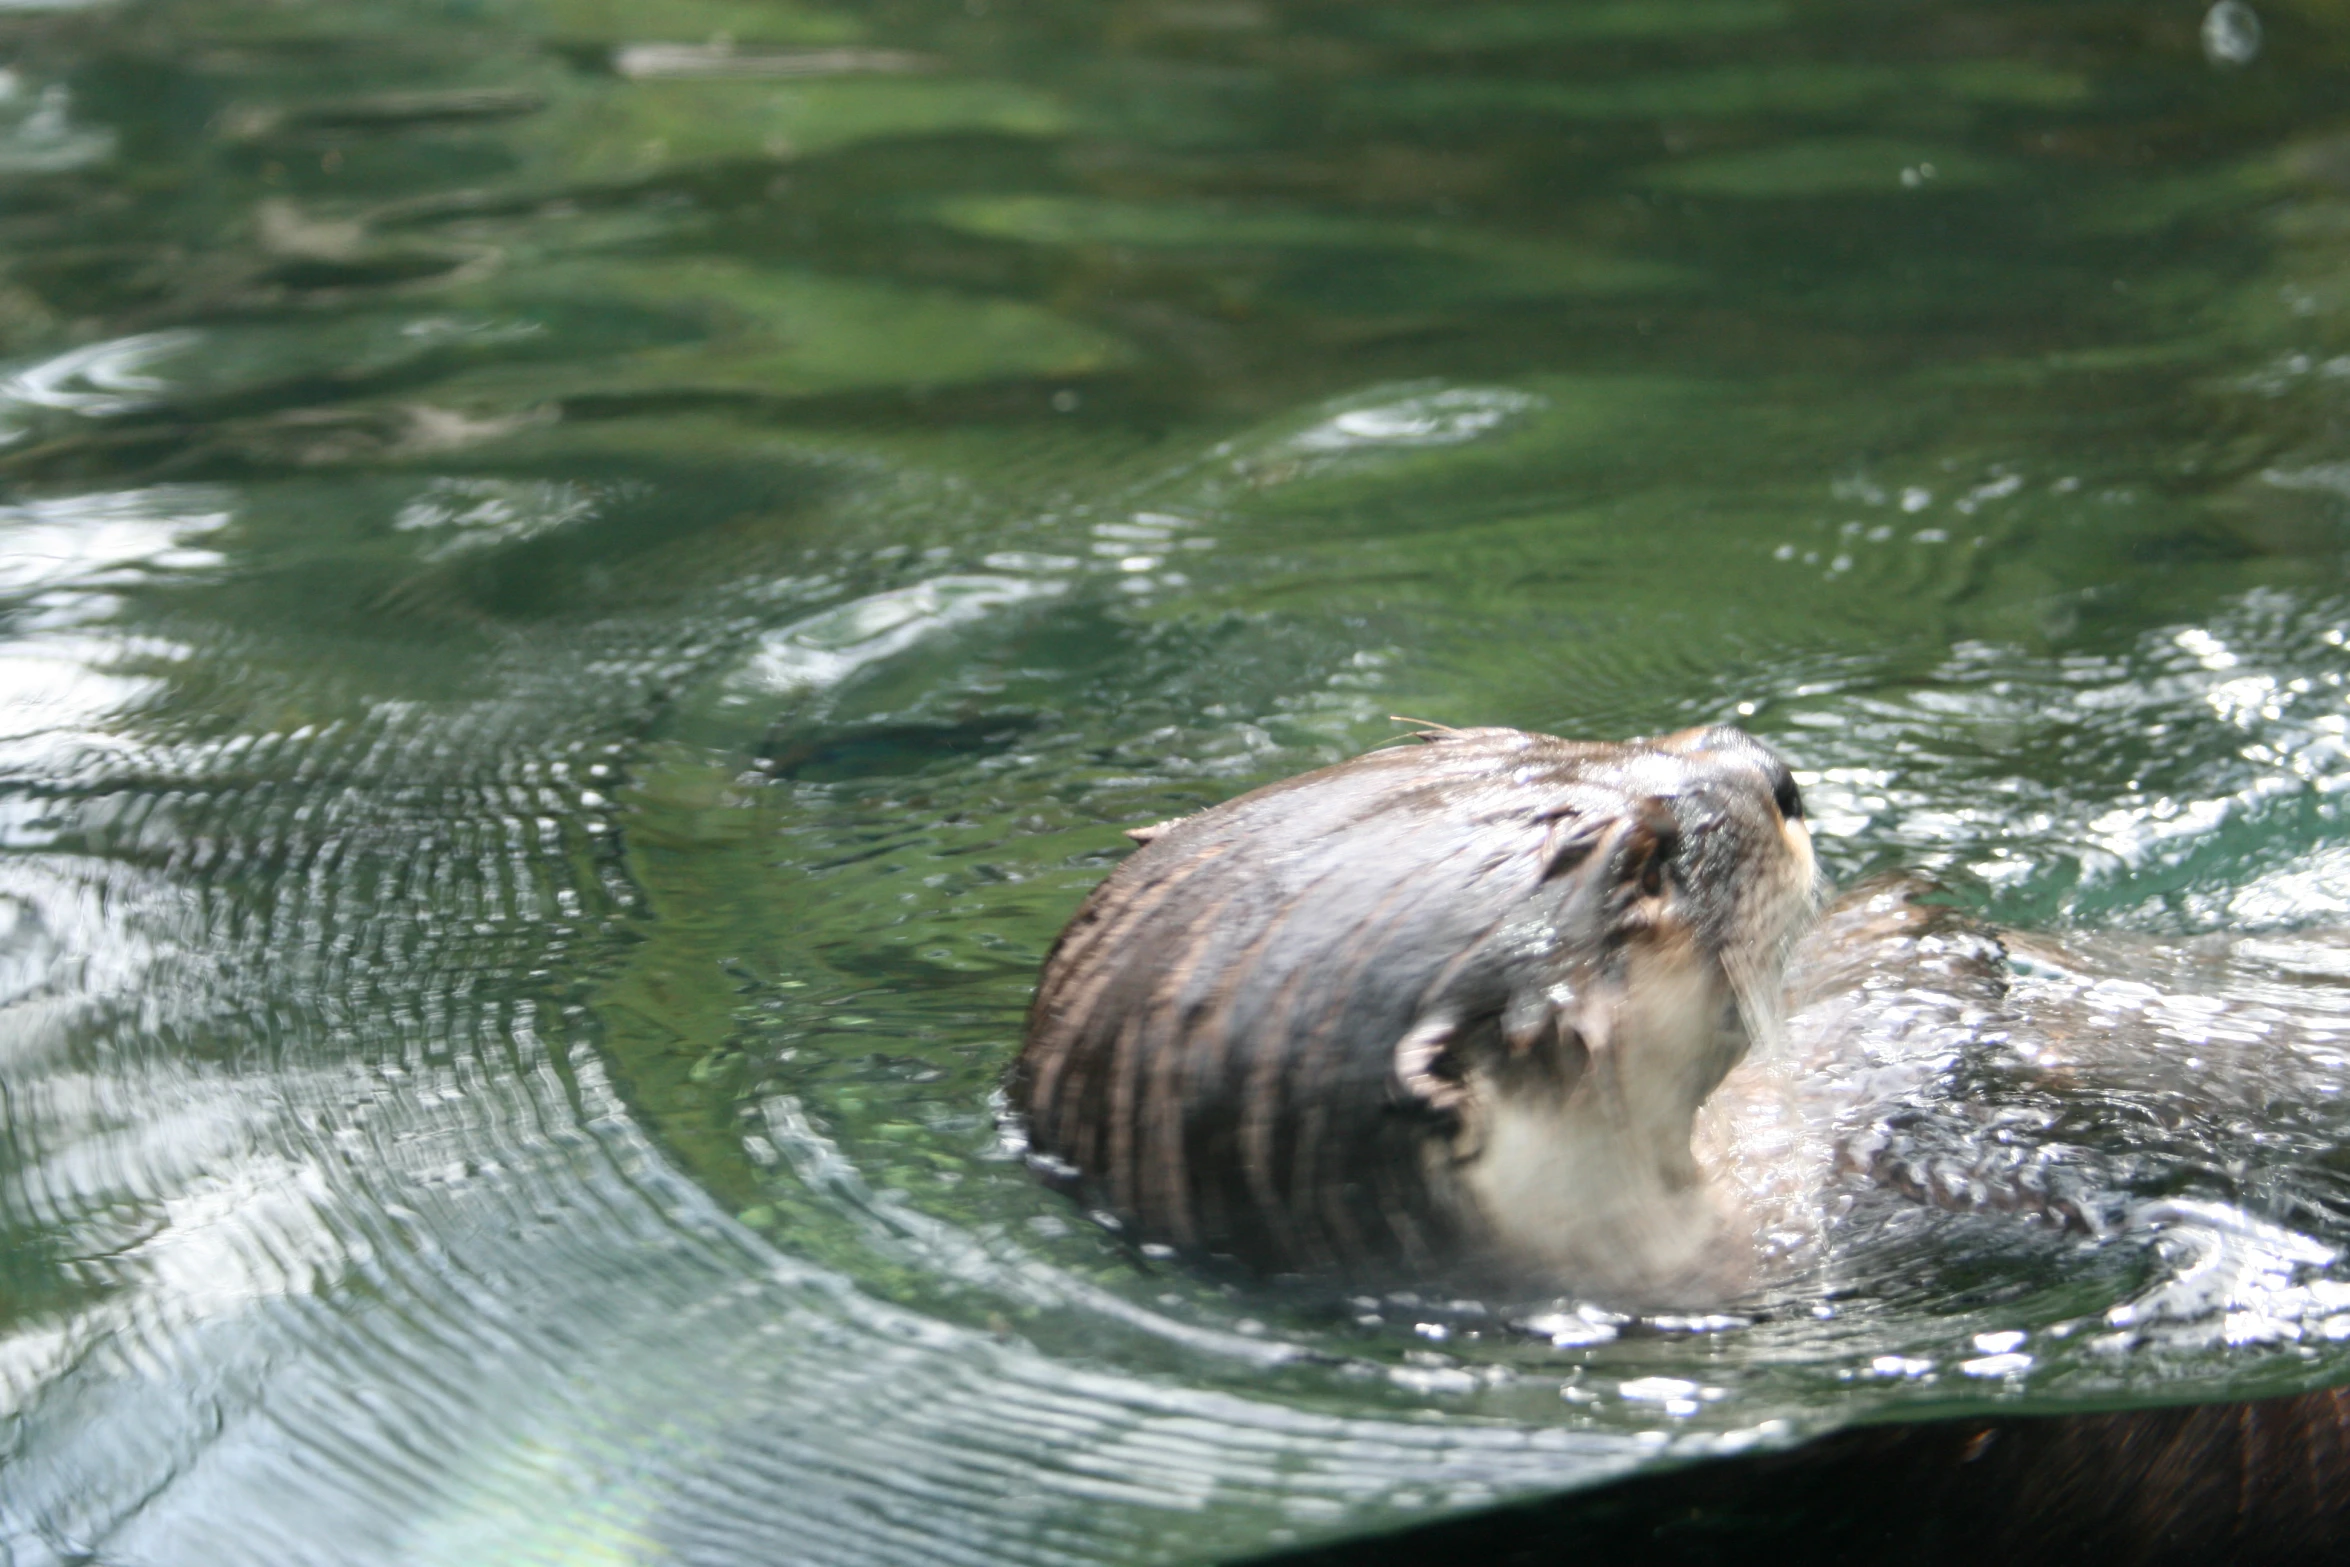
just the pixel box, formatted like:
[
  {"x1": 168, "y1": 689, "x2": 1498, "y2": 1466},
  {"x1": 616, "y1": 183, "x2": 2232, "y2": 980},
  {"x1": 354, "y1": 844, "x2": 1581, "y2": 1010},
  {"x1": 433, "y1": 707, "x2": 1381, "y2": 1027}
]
[
  {"x1": 1011, "y1": 723, "x2": 1818, "y2": 1301},
  {"x1": 1254, "y1": 1386, "x2": 2350, "y2": 1567}
]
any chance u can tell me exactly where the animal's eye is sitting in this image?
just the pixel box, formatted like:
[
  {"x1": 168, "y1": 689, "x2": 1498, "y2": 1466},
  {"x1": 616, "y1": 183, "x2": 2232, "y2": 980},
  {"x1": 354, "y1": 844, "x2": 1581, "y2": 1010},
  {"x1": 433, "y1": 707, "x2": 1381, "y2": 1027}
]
[
  {"x1": 1627, "y1": 799, "x2": 1678, "y2": 899},
  {"x1": 1639, "y1": 856, "x2": 1664, "y2": 897},
  {"x1": 1772, "y1": 768, "x2": 1804, "y2": 823}
]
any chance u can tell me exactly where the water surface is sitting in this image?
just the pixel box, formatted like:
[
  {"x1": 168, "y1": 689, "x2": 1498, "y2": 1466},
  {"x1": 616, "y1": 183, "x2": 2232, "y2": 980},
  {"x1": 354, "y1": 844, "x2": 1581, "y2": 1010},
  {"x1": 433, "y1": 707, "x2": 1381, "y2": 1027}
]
[{"x1": 2, "y1": 0, "x2": 2350, "y2": 1561}]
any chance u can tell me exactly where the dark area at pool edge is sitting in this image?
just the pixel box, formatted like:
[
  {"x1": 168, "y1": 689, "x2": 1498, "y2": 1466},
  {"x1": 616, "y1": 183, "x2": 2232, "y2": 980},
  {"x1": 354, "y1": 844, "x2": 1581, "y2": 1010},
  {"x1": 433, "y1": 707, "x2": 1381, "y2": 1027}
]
[{"x1": 1249, "y1": 1387, "x2": 2350, "y2": 1566}]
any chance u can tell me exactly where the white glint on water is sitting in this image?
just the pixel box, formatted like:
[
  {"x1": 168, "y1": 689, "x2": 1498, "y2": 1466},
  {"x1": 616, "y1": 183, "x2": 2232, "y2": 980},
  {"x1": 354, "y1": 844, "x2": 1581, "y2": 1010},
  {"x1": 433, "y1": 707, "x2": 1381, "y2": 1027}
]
[
  {"x1": 393, "y1": 478, "x2": 609, "y2": 561},
  {"x1": 2106, "y1": 1200, "x2": 2340, "y2": 1348},
  {"x1": 2203, "y1": 0, "x2": 2262, "y2": 65},
  {"x1": 0, "y1": 331, "x2": 195, "y2": 419},
  {"x1": 724, "y1": 576, "x2": 1064, "y2": 701},
  {"x1": 1290, "y1": 387, "x2": 1541, "y2": 453}
]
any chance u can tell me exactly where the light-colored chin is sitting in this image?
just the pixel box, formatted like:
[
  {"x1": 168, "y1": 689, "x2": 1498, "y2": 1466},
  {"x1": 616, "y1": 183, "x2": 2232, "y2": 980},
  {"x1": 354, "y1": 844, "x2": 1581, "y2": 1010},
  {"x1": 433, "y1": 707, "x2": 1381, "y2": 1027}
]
[
  {"x1": 1464, "y1": 1096, "x2": 1757, "y2": 1306},
  {"x1": 1453, "y1": 952, "x2": 1760, "y2": 1308}
]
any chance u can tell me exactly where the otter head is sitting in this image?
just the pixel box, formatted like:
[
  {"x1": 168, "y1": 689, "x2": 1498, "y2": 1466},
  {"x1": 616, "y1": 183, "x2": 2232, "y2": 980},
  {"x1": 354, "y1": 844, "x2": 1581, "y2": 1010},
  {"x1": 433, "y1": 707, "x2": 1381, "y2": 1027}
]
[
  {"x1": 1012, "y1": 723, "x2": 1819, "y2": 1305},
  {"x1": 1402, "y1": 724, "x2": 1821, "y2": 1301}
]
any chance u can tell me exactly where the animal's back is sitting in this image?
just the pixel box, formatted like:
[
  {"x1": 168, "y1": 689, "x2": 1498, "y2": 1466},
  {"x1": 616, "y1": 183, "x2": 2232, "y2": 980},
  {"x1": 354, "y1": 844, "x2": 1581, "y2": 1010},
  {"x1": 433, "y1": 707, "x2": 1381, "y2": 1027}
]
[{"x1": 1016, "y1": 731, "x2": 1570, "y2": 1278}]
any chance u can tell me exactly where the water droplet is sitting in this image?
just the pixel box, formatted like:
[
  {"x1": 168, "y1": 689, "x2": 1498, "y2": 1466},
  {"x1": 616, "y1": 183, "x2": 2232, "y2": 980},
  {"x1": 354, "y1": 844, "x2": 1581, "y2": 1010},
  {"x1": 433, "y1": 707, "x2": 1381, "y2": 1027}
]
[{"x1": 2203, "y1": 1, "x2": 2261, "y2": 65}]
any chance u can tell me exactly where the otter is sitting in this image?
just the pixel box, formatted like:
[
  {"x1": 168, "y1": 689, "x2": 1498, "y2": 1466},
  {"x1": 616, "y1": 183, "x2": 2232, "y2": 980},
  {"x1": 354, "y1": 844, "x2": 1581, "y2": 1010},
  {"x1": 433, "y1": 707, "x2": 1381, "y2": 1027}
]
[
  {"x1": 1009, "y1": 723, "x2": 1821, "y2": 1305},
  {"x1": 1010, "y1": 724, "x2": 2350, "y2": 1560}
]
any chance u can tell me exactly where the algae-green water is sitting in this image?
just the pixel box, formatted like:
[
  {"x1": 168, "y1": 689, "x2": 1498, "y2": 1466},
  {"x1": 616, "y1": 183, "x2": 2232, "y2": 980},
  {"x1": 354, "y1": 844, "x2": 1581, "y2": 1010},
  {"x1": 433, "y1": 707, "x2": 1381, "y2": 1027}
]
[{"x1": 2, "y1": 0, "x2": 2349, "y2": 1561}]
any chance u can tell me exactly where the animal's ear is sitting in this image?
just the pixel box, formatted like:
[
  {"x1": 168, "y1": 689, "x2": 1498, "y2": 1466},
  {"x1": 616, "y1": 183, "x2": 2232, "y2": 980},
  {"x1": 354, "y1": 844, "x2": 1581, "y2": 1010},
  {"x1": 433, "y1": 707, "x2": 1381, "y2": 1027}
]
[
  {"x1": 1124, "y1": 816, "x2": 1185, "y2": 845},
  {"x1": 1393, "y1": 1013, "x2": 1484, "y2": 1161},
  {"x1": 1392, "y1": 1014, "x2": 1467, "y2": 1115}
]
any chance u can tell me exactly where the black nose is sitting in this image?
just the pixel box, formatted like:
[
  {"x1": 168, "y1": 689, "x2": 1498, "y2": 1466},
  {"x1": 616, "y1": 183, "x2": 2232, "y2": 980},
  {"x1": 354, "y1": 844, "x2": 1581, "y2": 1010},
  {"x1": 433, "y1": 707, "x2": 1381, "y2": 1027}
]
[{"x1": 1770, "y1": 762, "x2": 1804, "y2": 823}]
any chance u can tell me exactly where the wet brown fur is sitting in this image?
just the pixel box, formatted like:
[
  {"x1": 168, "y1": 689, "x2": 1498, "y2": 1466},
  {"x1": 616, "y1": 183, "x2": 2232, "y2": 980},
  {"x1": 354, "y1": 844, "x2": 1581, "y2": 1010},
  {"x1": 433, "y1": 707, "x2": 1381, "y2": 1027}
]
[{"x1": 1009, "y1": 723, "x2": 1813, "y2": 1289}]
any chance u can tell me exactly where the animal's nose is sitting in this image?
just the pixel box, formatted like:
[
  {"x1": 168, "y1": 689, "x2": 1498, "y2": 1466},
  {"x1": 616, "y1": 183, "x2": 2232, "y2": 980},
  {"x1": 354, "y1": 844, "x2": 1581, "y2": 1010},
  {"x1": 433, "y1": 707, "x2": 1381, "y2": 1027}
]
[{"x1": 1766, "y1": 758, "x2": 1803, "y2": 823}]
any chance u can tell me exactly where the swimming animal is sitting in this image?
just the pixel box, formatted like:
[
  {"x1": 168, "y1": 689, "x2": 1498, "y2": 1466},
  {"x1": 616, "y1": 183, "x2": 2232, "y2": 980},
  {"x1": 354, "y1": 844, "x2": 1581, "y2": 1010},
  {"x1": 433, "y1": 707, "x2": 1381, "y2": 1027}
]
[
  {"x1": 1013, "y1": 723, "x2": 2350, "y2": 1559},
  {"x1": 1009, "y1": 723, "x2": 1820, "y2": 1305}
]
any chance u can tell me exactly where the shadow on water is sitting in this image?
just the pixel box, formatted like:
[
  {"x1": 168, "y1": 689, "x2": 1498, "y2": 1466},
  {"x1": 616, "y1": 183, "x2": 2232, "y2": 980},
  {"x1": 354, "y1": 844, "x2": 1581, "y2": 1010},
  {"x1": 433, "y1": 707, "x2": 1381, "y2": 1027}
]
[{"x1": 0, "y1": 0, "x2": 2348, "y2": 1561}]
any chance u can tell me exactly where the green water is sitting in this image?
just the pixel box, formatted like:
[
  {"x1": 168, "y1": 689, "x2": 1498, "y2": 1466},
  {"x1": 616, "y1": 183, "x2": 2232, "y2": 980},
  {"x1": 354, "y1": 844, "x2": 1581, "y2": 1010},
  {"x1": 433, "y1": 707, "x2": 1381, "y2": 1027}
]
[{"x1": 3, "y1": 0, "x2": 2350, "y2": 1561}]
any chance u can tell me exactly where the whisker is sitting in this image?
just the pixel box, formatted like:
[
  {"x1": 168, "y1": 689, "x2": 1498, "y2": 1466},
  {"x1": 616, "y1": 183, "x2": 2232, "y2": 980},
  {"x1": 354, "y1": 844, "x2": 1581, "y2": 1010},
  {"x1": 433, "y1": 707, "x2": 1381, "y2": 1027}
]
[{"x1": 1724, "y1": 946, "x2": 1789, "y2": 1061}]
